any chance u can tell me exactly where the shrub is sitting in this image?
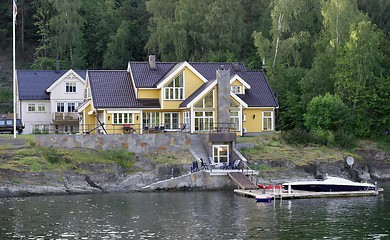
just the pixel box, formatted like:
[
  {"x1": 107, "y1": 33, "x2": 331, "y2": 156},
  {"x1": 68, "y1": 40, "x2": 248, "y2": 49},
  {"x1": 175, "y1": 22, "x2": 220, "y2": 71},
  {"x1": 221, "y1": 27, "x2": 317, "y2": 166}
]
[
  {"x1": 335, "y1": 130, "x2": 356, "y2": 148},
  {"x1": 282, "y1": 128, "x2": 311, "y2": 145},
  {"x1": 43, "y1": 147, "x2": 60, "y2": 164}
]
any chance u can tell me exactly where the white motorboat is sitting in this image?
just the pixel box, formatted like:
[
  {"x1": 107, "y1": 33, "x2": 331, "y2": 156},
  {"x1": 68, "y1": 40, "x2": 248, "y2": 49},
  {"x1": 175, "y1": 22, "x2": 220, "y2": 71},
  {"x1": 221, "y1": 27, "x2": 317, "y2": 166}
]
[{"x1": 282, "y1": 175, "x2": 376, "y2": 192}]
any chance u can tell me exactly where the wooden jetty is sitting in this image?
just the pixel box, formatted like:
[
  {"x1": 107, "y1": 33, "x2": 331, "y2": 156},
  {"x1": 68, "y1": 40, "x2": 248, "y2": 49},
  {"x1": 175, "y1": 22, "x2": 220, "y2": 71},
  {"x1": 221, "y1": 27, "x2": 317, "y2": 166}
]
[{"x1": 234, "y1": 188, "x2": 383, "y2": 200}]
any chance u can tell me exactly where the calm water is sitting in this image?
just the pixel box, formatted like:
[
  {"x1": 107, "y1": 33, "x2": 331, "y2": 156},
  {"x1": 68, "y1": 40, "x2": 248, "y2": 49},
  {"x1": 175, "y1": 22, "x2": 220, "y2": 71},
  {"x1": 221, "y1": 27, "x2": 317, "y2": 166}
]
[{"x1": 0, "y1": 183, "x2": 389, "y2": 240}]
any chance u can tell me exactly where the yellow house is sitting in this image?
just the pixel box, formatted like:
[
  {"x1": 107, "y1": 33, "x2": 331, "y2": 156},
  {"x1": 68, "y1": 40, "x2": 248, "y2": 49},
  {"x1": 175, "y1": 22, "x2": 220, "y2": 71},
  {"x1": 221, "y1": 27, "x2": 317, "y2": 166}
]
[{"x1": 78, "y1": 56, "x2": 278, "y2": 135}]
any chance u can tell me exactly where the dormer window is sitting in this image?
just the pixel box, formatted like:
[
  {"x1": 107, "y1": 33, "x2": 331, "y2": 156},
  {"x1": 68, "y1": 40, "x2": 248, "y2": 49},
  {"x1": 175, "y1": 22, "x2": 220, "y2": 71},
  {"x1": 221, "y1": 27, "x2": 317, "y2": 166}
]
[
  {"x1": 231, "y1": 85, "x2": 242, "y2": 94},
  {"x1": 164, "y1": 72, "x2": 184, "y2": 100},
  {"x1": 66, "y1": 82, "x2": 77, "y2": 93}
]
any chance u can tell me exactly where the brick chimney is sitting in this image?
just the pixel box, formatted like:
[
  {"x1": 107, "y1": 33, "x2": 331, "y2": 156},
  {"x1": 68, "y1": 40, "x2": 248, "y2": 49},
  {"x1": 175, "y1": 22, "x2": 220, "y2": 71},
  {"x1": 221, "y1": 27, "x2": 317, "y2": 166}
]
[{"x1": 216, "y1": 66, "x2": 230, "y2": 128}]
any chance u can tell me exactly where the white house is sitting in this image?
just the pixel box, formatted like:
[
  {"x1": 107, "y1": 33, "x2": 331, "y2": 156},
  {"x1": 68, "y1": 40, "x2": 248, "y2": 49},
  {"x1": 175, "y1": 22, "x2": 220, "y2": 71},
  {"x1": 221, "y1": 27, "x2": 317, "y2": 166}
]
[{"x1": 16, "y1": 69, "x2": 86, "y2": 134}]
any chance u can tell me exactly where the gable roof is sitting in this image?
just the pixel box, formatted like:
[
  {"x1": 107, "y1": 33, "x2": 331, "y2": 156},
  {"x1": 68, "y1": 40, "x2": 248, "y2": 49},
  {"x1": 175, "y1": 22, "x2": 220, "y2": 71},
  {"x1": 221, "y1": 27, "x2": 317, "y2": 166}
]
[
  {"x1": 179, "y1": 79, "x2": 248, "y2": 109},
  {"x1": 17, "y1": 70, "x2": 87, "y2": 100},
  {"x1": 46, "y1": 69, "x2": 85, "y2": 92},
  {"x1": 155, "y1": 61, "x2": 208, "y2": 88},
  {"x1": 89, "y1": 61, "x2": 278, "y2": 109},
  {"x1": 88, "y1": 70, "x2": 160, "y2": 109},
  {"x1": 230, "y1": 74, "x2": 251, "y2": 89}
]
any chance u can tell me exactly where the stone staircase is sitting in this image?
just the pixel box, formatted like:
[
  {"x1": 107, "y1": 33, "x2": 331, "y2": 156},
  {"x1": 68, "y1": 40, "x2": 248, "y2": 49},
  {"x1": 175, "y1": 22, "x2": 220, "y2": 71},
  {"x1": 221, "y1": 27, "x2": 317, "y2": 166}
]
[{"x1": 189, "y1": 134, "x2": 210, "y2": 168}]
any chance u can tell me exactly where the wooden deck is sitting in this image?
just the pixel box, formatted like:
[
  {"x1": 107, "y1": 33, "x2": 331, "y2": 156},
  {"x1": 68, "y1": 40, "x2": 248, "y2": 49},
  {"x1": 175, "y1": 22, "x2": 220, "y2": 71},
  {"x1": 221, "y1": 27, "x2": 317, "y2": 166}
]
[{"x1": 234, "y1": 188, "x2": 382, "y2": 200}]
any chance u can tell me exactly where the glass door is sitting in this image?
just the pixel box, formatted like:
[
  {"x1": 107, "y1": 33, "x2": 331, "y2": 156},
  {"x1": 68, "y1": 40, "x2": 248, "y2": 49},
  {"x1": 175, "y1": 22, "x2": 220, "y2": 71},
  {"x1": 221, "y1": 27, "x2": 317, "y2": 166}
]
[{"x1": 212, "y1": 145, "x2": 229, "y2": 164}]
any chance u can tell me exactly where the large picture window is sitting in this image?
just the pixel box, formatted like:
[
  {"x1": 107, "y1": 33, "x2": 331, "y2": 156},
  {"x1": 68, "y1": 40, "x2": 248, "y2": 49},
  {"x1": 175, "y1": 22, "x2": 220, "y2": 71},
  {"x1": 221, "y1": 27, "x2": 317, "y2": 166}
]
[
  {"x1": 113, "y1": 113, "x2": 134, "y2": 124},
  {"x1": 194, "y1": 91, "x2": 213, "y2": 108},
  {"x1": 194, "y1": 111, "x2": 214, "y2": 131},
  {"x1": 164, "y1": 112, "x2": 179, "y2": 129},
  {"x1": 143, "y1": 112, "x2": 160, "y2": 128},
  {"x1": 262, "y1": 111, "x2": 273, "y2": 131},
  {"x1": 164, "y1": 72, "x2": 184, "y2": 100}
]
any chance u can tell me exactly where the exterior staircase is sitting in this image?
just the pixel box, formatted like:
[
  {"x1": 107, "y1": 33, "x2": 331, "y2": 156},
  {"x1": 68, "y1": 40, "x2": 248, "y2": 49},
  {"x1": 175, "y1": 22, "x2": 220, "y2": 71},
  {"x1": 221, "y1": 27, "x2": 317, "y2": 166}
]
[{"x1": 189, "y1": 134, "x2": 210, "y2": 168}]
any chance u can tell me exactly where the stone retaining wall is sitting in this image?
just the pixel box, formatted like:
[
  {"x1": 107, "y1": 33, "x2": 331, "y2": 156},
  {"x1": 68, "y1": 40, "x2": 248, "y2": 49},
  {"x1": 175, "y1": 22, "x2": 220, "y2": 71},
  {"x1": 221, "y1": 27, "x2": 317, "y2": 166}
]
[
  {"x1": 145, "y1": 171, "x2": 236, "y2": 190},
  {"x1": 35, "y1": 133, "x2": 192, "y2": 153}
]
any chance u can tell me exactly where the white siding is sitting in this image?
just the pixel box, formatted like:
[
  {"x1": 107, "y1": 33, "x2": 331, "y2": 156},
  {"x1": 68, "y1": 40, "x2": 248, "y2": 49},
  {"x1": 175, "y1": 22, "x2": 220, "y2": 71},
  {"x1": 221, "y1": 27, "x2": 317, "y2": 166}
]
[{"x1": 20, "y1": 100, "x2": 51, "y2": 134}]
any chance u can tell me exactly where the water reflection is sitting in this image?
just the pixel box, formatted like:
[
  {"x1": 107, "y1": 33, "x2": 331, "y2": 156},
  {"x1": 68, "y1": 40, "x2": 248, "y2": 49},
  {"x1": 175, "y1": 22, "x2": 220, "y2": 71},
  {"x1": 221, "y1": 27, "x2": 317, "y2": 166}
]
[{"x1": 0, "y1": 186, "x2": 389, "y2": 239}]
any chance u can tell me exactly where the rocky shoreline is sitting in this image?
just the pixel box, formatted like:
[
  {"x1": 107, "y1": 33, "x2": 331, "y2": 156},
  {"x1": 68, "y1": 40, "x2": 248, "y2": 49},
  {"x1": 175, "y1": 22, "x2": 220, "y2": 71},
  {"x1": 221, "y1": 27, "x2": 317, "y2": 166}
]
[
  {"x1": 0, "y1": 136, "x2": 388, "y2": 198},
  {"x1": 1, "y1": 151, "x2": 389, "y2": 198}
]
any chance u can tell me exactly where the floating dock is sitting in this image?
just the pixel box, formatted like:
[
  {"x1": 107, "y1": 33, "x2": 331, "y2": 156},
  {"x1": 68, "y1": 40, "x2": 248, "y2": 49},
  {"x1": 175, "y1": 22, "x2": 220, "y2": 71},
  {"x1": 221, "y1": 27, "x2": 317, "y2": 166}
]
[{"x1": 234, "y1": 188, "x2": 383, "y2": 200}]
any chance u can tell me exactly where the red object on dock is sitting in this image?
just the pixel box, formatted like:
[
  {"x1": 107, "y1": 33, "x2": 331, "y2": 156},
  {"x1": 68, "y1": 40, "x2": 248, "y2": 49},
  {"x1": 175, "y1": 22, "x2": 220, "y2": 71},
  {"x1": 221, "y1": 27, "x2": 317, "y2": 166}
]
[{"x1": 258, "y1": 184, "x2": 283, "y2": 189}]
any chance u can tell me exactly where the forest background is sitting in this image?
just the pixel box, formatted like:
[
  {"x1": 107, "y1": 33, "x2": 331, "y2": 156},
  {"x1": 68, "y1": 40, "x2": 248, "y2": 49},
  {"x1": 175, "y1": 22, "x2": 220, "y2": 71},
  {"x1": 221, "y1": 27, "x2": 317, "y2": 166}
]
[{"x1": 0, "y1": 0, "x2": 388, "y2": 147}]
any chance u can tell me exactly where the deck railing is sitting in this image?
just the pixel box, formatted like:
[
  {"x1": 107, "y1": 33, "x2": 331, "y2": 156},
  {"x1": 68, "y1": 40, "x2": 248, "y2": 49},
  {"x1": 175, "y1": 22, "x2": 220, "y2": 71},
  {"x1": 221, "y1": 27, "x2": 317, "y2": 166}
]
[{"x1": 80, "y1": 122, "x2": 238, "y2": 134}]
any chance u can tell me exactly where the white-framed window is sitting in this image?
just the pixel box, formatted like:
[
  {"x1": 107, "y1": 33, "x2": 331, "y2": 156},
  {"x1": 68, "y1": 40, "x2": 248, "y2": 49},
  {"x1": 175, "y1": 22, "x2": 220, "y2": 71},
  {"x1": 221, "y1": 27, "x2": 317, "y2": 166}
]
[
  {"x1": 194, "y1": 111, "x2": 214, "y2": 131},
  {"x1": 57, "y1": 102, "x2": 65, "y2": 112},
  {"x1": 84, "y1": 87, "x2": 91, "y2": 99},
  {"x1": 143, "y1": 112, "x2": 160, "y2": 128},
  {"x1": 28, "y1": 103, "x2": 36, "y2": 112},
  {"x1": 68, "y1": 103, "x2": 76, "y2": 112},
  {"x1": 183, "y1": 111, "x2": 190, "y2": 131},
  {"x1": 164, "y1": 112, "x2": 179, "y2": 129},
  {"x1": 231, "y1": 85, "x2": 242, "y2": 94},
  {"x1": 66, "y1": 82, "x2": 77, "y2": 93},
  {"x1": 37, "y1": 103, "x2": 45, "y2": 112},
  {"x1": 230, "y1": 111, "x2": 240, "y2": 131},
  {"x1": 194, "y1": 91, "x2": 213, "y2": 108},
  {"x1": 212, "y1": 145, "x2": 229, "y2": 164},
  {"x1": 262, "y1": 111, "x2": 273, "y2": 131},
  {"x1": 164, "y1": 72, "x2": 184, "y2": 100},
  {"x1": 113, "y1": 113, "x2": 134, "y2": 124}
]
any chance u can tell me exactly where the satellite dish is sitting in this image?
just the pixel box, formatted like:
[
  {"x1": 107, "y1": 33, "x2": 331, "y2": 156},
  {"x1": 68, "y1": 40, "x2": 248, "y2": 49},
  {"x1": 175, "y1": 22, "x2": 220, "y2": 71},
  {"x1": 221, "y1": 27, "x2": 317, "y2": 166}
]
[{"x1": 346, "y1": 156, "x2": 354, "y2": 166}]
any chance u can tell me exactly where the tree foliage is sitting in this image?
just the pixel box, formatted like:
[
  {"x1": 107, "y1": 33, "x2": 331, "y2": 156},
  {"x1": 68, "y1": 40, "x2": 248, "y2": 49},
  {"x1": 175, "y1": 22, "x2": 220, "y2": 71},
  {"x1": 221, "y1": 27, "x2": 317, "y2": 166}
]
[{"x1": 0, "y1": 0, "x2": 388, "y2": 143}]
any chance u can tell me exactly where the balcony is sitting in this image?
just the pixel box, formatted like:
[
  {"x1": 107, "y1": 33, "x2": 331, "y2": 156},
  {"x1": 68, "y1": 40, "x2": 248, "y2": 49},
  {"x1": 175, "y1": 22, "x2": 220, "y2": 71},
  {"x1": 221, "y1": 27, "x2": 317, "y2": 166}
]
[{"x1": 52, "y1": 112, "x2": 79, "y2": 122}]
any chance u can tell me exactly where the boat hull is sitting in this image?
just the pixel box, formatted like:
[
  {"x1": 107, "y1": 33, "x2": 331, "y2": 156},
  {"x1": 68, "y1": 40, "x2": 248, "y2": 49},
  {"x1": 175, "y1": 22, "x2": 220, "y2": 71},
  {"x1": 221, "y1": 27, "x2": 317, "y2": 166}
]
[{"x1": 283, "y1": 184, "x2": 376, "y2": 192}]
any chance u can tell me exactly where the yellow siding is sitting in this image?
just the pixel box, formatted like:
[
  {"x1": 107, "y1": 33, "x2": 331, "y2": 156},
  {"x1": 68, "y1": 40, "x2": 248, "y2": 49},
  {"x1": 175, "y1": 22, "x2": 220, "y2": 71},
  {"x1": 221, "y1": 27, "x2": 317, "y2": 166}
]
[
  {"x1": 161, "y1": 67, "x2": 205, "y2": 110},
  {"x1": 163, "y1": 101, "x2": 180, "y2": 109},
  {"x1": 243, "y1": 109, "x2": 263, "y2": 133},
  {"x1": 230, "y1": 79, "x2": 242, "y2": 86},
  {"x1": 81, "y1": 104, "x2": 96, "y2": 134},
  {"x1": 184, "y1": 67, "x2": 204, "y2": 98},
  {"x1": 138, "y1": 89, "x2": 160, "y2": 99},
  {"x1": 243, "y1": 108, "x2": 274, "y2": 133}
]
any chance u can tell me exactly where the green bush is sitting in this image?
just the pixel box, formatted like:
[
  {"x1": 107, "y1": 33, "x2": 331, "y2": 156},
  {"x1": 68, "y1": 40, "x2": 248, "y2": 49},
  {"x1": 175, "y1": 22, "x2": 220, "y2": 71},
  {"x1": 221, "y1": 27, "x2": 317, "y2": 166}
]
[
  {"x1": 335, "y1": 130, "x2": 356, "y2": 148},
  {"x1": 281, "y1": 128, "x2": 311, "y2": 145},
  {"x1": 43, "y1": 147, "x2": 60, "y2": 164}
]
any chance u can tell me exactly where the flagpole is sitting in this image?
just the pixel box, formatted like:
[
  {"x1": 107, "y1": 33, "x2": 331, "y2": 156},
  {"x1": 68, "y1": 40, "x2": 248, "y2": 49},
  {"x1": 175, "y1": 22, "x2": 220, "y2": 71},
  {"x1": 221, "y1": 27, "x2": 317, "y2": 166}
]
[{"x1": 13, "y1": 0, "x2": 16, "y2": 138}]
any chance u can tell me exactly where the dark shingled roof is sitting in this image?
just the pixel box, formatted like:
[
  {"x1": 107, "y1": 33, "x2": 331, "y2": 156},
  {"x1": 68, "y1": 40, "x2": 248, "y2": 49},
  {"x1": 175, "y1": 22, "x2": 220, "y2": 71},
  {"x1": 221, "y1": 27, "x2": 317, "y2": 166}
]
[
  {"x1": 90, "y1": 62, "x2": 277, "y2": 109},
  {"x1": 17, "y1": 70, "x2": 86, "y2": 100},
  {"x1": 129, "y1": 62, "x2": 177, "y2": 88},
  {"x1": 130, "y1": 62, "x2": 278, "y2": 107},
  {"x1": 88, "y1": 70, "x2": 160, "y2": 109}
]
